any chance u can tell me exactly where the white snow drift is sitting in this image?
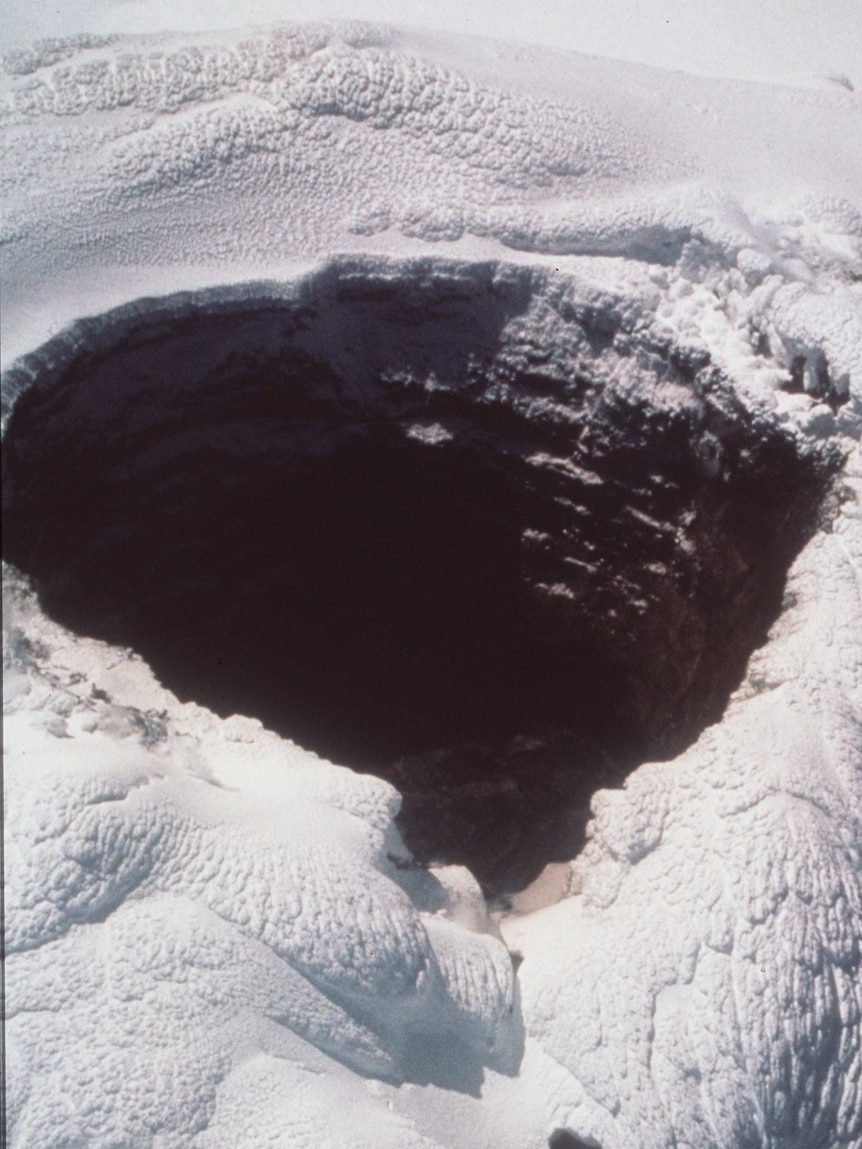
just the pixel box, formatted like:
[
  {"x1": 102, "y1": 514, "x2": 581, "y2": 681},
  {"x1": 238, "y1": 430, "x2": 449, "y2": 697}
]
[{"x1": 2, "y1": 20, "x2": 862, "y2": 1149}]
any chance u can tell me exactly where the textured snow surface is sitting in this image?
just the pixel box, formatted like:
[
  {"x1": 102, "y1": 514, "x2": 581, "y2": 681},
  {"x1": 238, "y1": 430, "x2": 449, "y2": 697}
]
[{"x1": 2, "y1": 20, "x2": 862, "y2": 1149}]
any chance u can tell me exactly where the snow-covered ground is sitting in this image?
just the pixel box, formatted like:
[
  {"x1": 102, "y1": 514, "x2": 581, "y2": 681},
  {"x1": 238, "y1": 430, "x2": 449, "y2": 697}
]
[{"x1": 2, "y1": 17, "x2": 862, "y2": 1149}]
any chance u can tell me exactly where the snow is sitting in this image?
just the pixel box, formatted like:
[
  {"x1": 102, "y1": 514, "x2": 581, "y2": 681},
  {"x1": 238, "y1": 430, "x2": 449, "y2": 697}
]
[
  {"x1": 4, "y1": 576, "x2": 524, "y2": 1145},
  {"x1": 2, "y1": 16, "x2": 862, "y2": 1149},
  {"x1": 2, "y1": 0, "x2": 859, "y2": 88}
]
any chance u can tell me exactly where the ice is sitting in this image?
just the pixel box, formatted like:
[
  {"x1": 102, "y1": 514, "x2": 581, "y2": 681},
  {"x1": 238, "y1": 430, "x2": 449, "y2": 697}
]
[{"x1": 2, "y1": 17, "x2": 861, "y2": 1149}]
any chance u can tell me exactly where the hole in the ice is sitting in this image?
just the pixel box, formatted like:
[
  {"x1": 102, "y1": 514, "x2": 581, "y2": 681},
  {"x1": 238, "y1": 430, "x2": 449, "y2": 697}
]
[
  {"x1": 1, "y1": 263, "x2": 839, "y2": 897},
  {"x1": 784, "y1": 350, "x2": 849, "y2": 411},
  {"x1": 549, "y1": 1131, "x2": 599, "y2": 1149}
]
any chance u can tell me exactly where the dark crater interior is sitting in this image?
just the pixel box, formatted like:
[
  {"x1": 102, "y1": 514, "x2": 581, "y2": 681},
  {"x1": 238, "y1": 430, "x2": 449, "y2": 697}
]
[{"x1": 1, "y1": 263, "x2": 839, "y2": 896}]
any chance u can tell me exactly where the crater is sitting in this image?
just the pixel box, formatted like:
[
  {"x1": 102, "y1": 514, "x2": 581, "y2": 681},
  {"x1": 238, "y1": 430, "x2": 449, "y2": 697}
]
[{"x1": 1, "y1": 260, "x2": 839, "y2": 896}]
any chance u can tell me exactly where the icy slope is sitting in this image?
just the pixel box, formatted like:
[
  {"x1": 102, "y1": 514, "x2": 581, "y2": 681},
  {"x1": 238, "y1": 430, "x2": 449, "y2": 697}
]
[
  {"x1": 1, "y1": 20, "x2": 860, "y2": 365},
  {"x1": 2, "y1": 20, "x2": 862, "y2": 1149},
  {"x1": 4, "y1": 571, "x2": 524, "y2": 1146}
]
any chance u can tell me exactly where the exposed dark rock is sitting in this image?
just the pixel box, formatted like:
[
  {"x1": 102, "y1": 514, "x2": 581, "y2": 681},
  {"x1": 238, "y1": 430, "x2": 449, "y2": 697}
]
[{"x1": 1, "y1": 262, "x2": 840, "y2": 895}]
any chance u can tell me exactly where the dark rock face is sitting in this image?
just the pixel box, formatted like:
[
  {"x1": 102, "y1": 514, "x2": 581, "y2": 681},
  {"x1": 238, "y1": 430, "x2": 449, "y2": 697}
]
[{"x1": 2, "y1": 261, "x2": 840, "y2": 895}]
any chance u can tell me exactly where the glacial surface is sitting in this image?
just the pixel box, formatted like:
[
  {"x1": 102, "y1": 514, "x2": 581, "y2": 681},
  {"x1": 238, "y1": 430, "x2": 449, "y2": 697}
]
[{"x1": 2, "y1": 20, "x2": 862, "y2": 1149}]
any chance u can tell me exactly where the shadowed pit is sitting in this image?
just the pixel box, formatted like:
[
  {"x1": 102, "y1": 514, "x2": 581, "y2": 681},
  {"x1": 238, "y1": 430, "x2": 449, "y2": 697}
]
[{"x1": 1, "y1": 263, "x2": 839, "y2": 895}]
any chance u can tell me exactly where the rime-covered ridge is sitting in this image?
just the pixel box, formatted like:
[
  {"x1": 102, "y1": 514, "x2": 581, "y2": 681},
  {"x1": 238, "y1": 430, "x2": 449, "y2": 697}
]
[{"x1": 3, "y1": 21, "x2": 862, "y2": 1149}]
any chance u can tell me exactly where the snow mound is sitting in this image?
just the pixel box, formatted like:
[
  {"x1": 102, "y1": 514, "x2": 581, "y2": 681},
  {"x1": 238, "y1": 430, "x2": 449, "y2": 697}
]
[{"x1": 4, "y1": 572, "x2": 521, "y2": 1145}]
